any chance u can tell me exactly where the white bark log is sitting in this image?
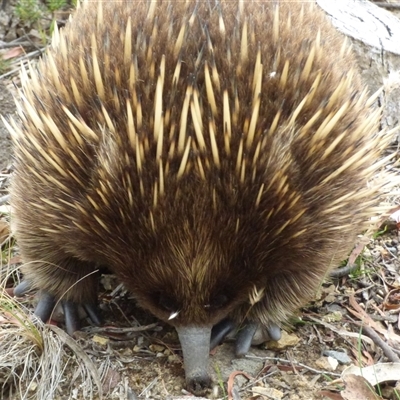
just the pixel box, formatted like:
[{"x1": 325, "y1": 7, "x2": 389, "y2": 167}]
[
  {"x1": 317, "y1": 0, "x2": 400, "y2": 55},
  {"x1": 318, "y1": 0, "x2": 400, "y2": 133}
]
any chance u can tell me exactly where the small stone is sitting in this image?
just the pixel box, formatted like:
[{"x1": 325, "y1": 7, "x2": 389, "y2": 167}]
[
  {"x1": 322, "y1": 311, "x2": 343, "y2": 323},
  {"x1": 264, "y1": 330, "x2": 300, "y2": 350},
  {"x1": 149, "y1": 344, "x2": 165, "y2": 352},
  {"x1": 363, "y1": 247, "x2": 372, "y2": 257},
  {"x1": 251, "y1": 385, "x2": 284, "y2": 399},
  {"x1": 326, "y1": 303, "x2": 346, "y2": 314},
  {"x1": 322, "y1": 350, "x2": 351, "y2": 364},
  {"x1": 92, "y1": 335, "x2": 109, "y2": 346},
  {"x1": 315, "y1": 356, "x2": 338, "y2": 371},
  {"x1": 120, "y1": 347, "x2": 133, "y2": 356},
  {"x1": 168, "y1": 354, "x2": 179, "y2": 363}
]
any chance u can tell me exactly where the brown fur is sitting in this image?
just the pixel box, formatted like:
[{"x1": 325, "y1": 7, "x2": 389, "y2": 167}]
[{"x1": 7, "y1": 0, "x2": 395, "y2": 329}]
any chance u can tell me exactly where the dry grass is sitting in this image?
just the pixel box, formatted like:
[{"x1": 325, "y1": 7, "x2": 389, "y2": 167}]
[
  {"x1": 0, "y1": 293, "x2": 103, "y2": 399},
  {"x1": 0, "y1": 230, "x2": 103, "y2": 400}
]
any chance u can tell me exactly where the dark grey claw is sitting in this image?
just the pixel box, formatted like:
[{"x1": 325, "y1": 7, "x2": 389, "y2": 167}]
[
  {"x1": 13, "y1": 280, "x2": 32, "y2": 296},
  {"x1": 267, "y1": 323, "x2": 281, "y2": 341},
  {"x1": 210, "y1": 318, "x2": 236, "y2": 350},
  {"x1": 62, "y1": 300, "x2": 81, "y2": 335},
  {"x1": 34, "y1": 292, "x2": 56, "y2": 323},
  {"x1": 83, "y1": 303, "x2": 102, "y2": 326},
  {"x1": 235, "y1": 323, "x2": 258, "y2": 356}
]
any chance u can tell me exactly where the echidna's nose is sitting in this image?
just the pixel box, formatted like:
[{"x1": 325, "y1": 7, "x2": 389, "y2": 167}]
[{"x1": 175, "y1": 325, "x2": 212, "y2": 395}]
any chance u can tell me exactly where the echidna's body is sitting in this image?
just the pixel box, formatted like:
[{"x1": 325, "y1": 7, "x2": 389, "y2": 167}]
[{"x1": 5, "y1": 0, "x2": 396, "y2": 393}]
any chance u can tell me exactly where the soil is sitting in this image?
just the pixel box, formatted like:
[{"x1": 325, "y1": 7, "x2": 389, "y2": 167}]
[
  {"x1": 0, "y1": 82, "x2": 14, "y2": 170},
  {"x1": 9, "y1": 286, "x2": 358, "y2": 400}
]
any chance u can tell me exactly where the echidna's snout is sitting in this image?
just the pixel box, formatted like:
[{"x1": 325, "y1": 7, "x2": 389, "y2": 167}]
[{"x1": 176, "y1": 325, "x2": 212, "y2": 394}]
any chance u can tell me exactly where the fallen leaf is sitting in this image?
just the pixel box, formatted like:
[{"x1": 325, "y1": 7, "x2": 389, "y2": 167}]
[
  {"x1": 342, "y1": 363, "x2": 400, "y2": 386},
  {"x1": 383, "y1": 288, "x2": 400, "y2": 311},
  {"x1": 319, "y1": 390, "x2": 343, "y2": 400},
  {"x1": 1, "y1": 46, "x2": 24, "y2": 60},
  {"x1": 341, "y1": 374, "x2": 383, "y2": 400}
]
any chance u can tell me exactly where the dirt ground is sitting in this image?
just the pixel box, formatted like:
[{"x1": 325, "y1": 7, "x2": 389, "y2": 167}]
[
  {"x1": 1, "y1": 1, "x2": 400, "y2": 400},
  {"x1": 0, "y1": 82, "x2": 14, "y2": 169}
]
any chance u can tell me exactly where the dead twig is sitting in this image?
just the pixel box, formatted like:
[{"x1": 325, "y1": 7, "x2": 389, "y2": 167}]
[
  {"x1": 245, "y1": 355, "x2": 341, "y2": 377},
  {"x1": 357, "y1": 324, "x2": 400, "y2": 363}
]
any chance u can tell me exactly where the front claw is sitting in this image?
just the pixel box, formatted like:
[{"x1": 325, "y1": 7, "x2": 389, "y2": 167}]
[
  {"x1": 266, "y1": 323, "x2": 282, "y2": 342},
  {"x1": 62, "y1": 300, "x2": 81, "y2": 335},
  {"x1": 34, "y1": 292, "x2": 57, "y2": 323},
  {"x1": 235, "y1": 323, "x2": 258, "y2": 356},
  {"x1": 210, "y1": 318, "x2": 236, "y2": 350},
  {"x1": 13, "y1": 280, "x2": 32, "y2": 297},
  {"x1": 83, "y1": 303, "x2": 102, "y2": 326}
]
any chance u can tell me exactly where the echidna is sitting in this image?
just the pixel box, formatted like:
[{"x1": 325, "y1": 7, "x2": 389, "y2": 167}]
[{"x1": 4, "y1": 0, "x2": 397, "y2": 394}]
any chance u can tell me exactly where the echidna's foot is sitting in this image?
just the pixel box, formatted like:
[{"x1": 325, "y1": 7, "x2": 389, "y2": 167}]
[
  {"x1": 34, "y1": 295, "x2": 81, "y2": 334},
  {"x1": 210, "y1": 319, "x2": 282, "y2": 356},
  {"x1": 14, "y1": 280, "x2": 58, "y2": 323},
  {"x1": 37, "y1": 296, "x2": 101, "y2": 334},
  {"x1": 13, "y1": 280, "x2": 32, "y2": 296},
  {"x1": 14, "y1": 280, "x2": 101, "y2": 334},
  {"x1": 210, "y1": 318, "x2": 236, "y2": 350},
  {"x1": 235, "y1": 323, "x2": 281, "y2": 356}
]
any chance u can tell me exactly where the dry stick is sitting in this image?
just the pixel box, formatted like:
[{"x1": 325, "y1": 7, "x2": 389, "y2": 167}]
[
  {"x1": 358, "y1": 324, "x2": 400, "y2": 363},
  {"x1": 245, "y1": 355, "x2": 341, "y2": 377},
  {"x1": 84, "y1": 323, "x2": 160, "y2": 334}
]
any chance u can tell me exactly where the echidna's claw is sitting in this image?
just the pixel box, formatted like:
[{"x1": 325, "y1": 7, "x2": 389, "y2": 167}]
[
  {"x1": 62, "y1": 300, "x2": 81, "y2": 335},
  {"x1": 13, "y1": 280, "x2": 32, "y2": 296},
  {"x1": 83, "y1": 303, "x2": 102, "y2": 326},
  {"x1": 267, "y1": 323, "x2": 281, "y2": 341},
  {"x1": 210, "y1": 318, "x2": 236, "y2": 350},
  {"x1": 63, "y1": 300, "x2": 102, "y2": 334},
  {"x1": 235, "y1": 323, "x2": 258, "y2": 356},
  {"x1": 34, "y1": 292, "x2": 56, "y2": 323}
]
